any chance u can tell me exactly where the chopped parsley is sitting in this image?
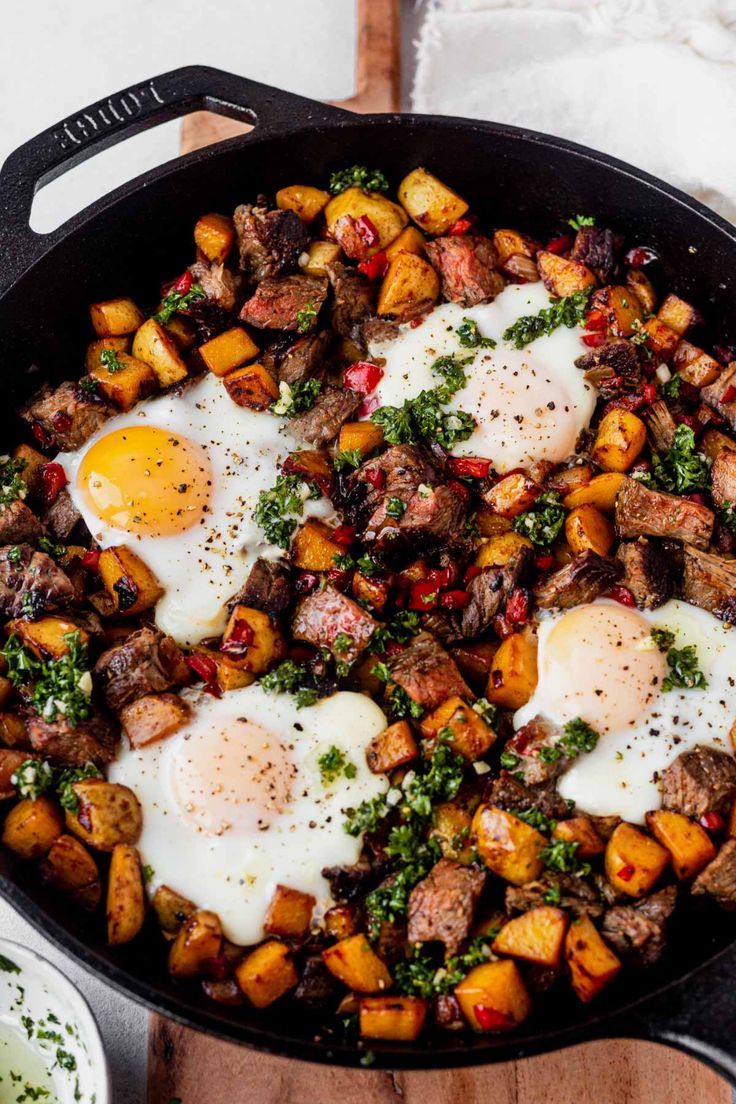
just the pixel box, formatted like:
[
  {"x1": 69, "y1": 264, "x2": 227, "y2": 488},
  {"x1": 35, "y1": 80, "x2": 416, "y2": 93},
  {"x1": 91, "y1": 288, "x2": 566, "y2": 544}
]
[
  {"x1": 568, "y1": 214, "x2": 595, "y2": 230},
  {"x1": 328, "y1": 166, "x2": 389, "y2": 195},
  {"x1": 430, "y1": 353, "x2": 474, "y2": 391},
  {"x1": 659, "y1": 374, "x2": 682, "y2": 399},
  {"x1": 142, "y1": 864, "x2": 155, "y2": 884},
  {"x1": 370, "y1": 610, "x2": 421, "y2": 653},
  {"x1": 385, "y1": 496, "x2": 406, "y2": 519},
  {"x1": 456, "y1": 317, "x2": 496, "y2": 350},
  {"x1": 37, "y1": 536, "x2": 66, "y2": 559},
  {"x1": 651, "y1": 627, "x2": 676, "y2": 652},
  {"x1": 318, "y1": 746, "x2": 357, "y2": 784},
  {"x1": 12, "y1": 759, "x2": 100, "y2": 812},
  {"x1": 541, "y1": 838, "x2": 591, "y2": 877},
  {"x1": 295, "y1": 301, "x2": 318, "y2": 334},
  {"x1": 372, "y1": 389, "x2": 475, "y2": 451},
  {"x1": 371, "y1": 661, "x2": 423, "y2": 720},
  {"x1": 512, "y1": 491, "x2": 565, "y2": 546},
  {"x1": 645, "y1": 424, "x2": 710, "y2": 495},
  {"x1": 543, "y1": 882, "x2": 562, "y2": 905},
  {"x1": 2, "y1": 631, "x2": 94, "y2": 728},
  {"x1": 719, "y1": 500, "x2": 736, "y2": 534},
  {"x1": 55, "y1": 763, "x2": 102, "y2": 813},
  {"x1": 333, "y1": 448, "x2": 363, "y2": 472},
  {"x1": 538, "y1": 718, "x2": 600, "y2": 763},
  {"x1": 503, "y1": 287, "x2": 593, "y2": 349},
  {"x1": 271, "y1": 378, "x2": 322, "y2": 417},
  {"x1": 55, "y1": 1049, "x2": 76, "y2": 1072},
  {"x1": 0, "y1": 455, "x2": 28, "y2": 505},
  {"x1": 472, "y1": 697, "x2": 499, "y2": 727},
  {"x1": 332, "y1": 632, "x2": 354, "y2": 654},
  {"x1": 78, "y1": 375, "x2": 99, "y2": 394},
  {"x1": 662, "y1": 643, "x2": 707, "y2": 693},
  {"x1": 99, "y1": 347, "x2": 125, "y2": 373},
  {"x1": 153, "y1": 282, "x2": 205, "y2": 324},
  {"x1": 260, "y1": 660, "x2": 319, "y2": 708},
  {"x1": 500, "y1": 749, "x2": 521, "y2": 770},
  {"x1": 510, "y1": 806, "x2": 558, "y2": 834},
  {"x1": 7, "y1": 545, "x2": 22, "y2": 565},
  {"x1": 395, "y1": 935, "x2": 494, "y2": 997},
  {"x1": 253, "y1": 474, "x2": 321, "y2": 549},
  {"x1": 0, "y1": 952, "x2": 20, "y2": 973}
]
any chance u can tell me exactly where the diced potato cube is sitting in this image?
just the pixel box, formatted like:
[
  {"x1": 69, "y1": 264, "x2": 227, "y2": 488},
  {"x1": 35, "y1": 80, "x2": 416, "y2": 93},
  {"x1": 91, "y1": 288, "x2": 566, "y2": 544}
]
[
  {"x1": 657, "y1": 293, "x2": 701, "y2": 336},
  {"x1": 321, "y1": 934, "x2": 392, "y2": 993},
  {"x1": 235, "y1": 940, "x2": 298, "y2": 1008},
  {"x1": 65, "y1": 780, "x2": 142, "y2": 852},
  {"x1": 483, "y1": 473, "x2": 538, "y2": 519},
  {"x1": 565, "y1": 504, "x2": 614, "y2": 556},
  {"x1": 0, "y1": 714, "x2": 27, "y2": 748},
  {"x1": 485, "y1": 632, "x2": 538, "y2": 711},
  {"x1": 552, "y1": 816, "x2": 606, "y2": 859},
  {"x1": 324, "y1": 903, "x2": 359, "y2": 941},
  {"x1": 455, "y1": 959, "x2": 532, "y2": 1032},
  {"x1": 536, "y1": 252, "x2": 596, "y2": 297},
  {"x1": 222, "y1": 362, "x2": 279, "y2": 410},
  {"x1": 0, "y1": 750, "x2": 29, "y2": 800},
  {"x1": 120, "y1": 693, "x2": 191, "y2": 748},
  {"x1": 281, "y1": 449, "x2": 333, "y2": 493},
  {"x1": 264, "y1": 885, "x2": 315, "y2": 938},
  {"x1": 592, "y1": 409, "x2": 647, "y2": 473},
  {"x1": 673, "y1": 340, "x2": 721, "y2": 388},
  {"x1": 168, "y1": 910, "x2": 223, "y2": 978},
  {"x1": 276, "y1": 185, "x2": 330, "y2": 224},
  {"x1": 90, "y1": 297, "x2": 145, "y2": 336},
  {"x1": 107, "y1": 843, "x2": 146, "y2": 945},
  {"x1": 366, "y1": 720, "x2": 419, "y2": 774},
  {"x1": 476, "y1": 506, "x2": 513, "y2": 538},
  {"x1": 2, "y1": 796, "x2": 64, "y2": 860},
  {"x1": 640, "y1": 317, "x2": 680, "y2": 359},
  {"x1": 590, "y1": 285, "x2": 643, "y2": 337},
  {"x1": 352, "y1": 570, "x2": 390, "y2": 613},
  {"x1": 222, "y1": 605, "x2": 286, "y2": 675},
  {"x1": 385, "y1": 226, "x2": 426, "y2": 259},
  {"x1": 7, "y1": 617, "x2": 89, "y2": 661},
  {"x1": 565, "y1": 913, "x2": 621, "y2": 1002},
  {"x1": 475, "y1": 532, "x2": 533, "y2": 568},
  {"x1": 153, "y1": 885, "x2": 196, "y2": 935},
  {"x1": 132, "y1": 318, "x2": 188, "y2": 386},
  {"x1": 546, "y1": 464, "x2": 593, "y2": 498},
  {"x1": 199, "y1": 328, "x2": 259, "y2": 377},
  {"x1": 645, "y1": 809, "x2": 716, "y2": 880},
  {"x1": 194, "y1": 213, "x2": 235, "y2": 264},
  {"x1": 13, "y1": 443, "x2": 47, "y2": 498},
  {"x1": 338, "y1": 421, "x2": 384, "y2": 457},
  {"x1": 492, "y1": 229, "x2": 538, "y2": 265},
  {"x1": 299, "y1": 241, "x2": 342, "y2": 277},
  {"x1": 40, "y1": 834, "x2": 101, "y2": 911},
  {"x1": 377, "y1": 253, "x2": 440, "y2": 320},
  {"x1": 562, "y1": 472, "x2": 625, "y2": 513},
  {"x1": 420, "y1": 696, "x2": 496, "y2": 761},
  {"x1": 85, "y1": 335, "x2": 130, "y2": 374},
  {"x1": 189, "y1": 645, "x2": 256, "y2": 692},
  {"x1": 98, "y1": 546, "x2": 163, "y2": 616},
  {"x1": 604, "y1": 822, "x2": 669, "y2": 897},
  {"x1": 360, "y1": 996, "x2": 428, "y2": 1041},
  {"x1": 430, "y1": 802, "x2": 473, "y2": 863},
  {"x1": 325, "y1": 188, "x2": 408, "y2": 257},
  {"x1": 492, "y1": 906, "x2": 569, "y2": 967},
  {"x1": 398, "y1": 168, "x2": 469, "y2": 237},
  {"x1": 472, "y1": 805, "x2": 545, "y2": 885},
  {"x1": 291, "y1": 519, "x2": 344, "y2": 571},
  {"x1": 701, "y1": 429, "x2": 736, "y2": 464},
  {"x1": 89, "y1": 352, "x2": 157, "y2": 411}
]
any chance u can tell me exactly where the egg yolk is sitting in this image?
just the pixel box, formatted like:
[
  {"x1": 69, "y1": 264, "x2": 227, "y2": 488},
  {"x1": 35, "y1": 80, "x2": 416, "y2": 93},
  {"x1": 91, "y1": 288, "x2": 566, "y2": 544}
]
[
  {"x1": 78, "y1": 425, "x2": 211, "y2": 536},
  {"x1": 170, "y1": 719, "x2": 295, "y2": 836},
  {"x1": 533, "y1": 603, "x2": 668, "y2": 734}
]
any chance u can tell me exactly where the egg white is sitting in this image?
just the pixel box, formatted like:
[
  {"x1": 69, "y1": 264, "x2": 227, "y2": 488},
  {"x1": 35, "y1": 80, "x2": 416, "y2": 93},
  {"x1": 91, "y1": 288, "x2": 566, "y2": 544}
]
[
  {"x1": 58, "y1": 373, "x2": 332, "y2": 646},
  {"x1": 108, "y1": 685, "x2": 388, "y2": 946},
  {"x1": 516, "y1": 599, "x2": 736, "y2": 823},
  {"x1": 368, "y1": 283, "x2": 595, "y2": 473}
]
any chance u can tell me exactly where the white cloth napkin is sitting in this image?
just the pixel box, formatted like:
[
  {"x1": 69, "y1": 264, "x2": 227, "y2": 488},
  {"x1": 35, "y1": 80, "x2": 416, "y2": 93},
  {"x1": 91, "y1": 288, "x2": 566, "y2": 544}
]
[{"x1": 412, "y1": 0, "x2": 736, "y2": 221}]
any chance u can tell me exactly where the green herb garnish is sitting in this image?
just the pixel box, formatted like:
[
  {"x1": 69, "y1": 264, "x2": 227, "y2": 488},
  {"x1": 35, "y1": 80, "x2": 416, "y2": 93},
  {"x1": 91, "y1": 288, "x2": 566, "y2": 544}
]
[
  {"x1": 261, "y1": 660, "x2": 319, "y2": 709},
  {"x1": 0, "y1": 455, "x2": 27, "y2": 506},
  {"x1": 370, "y1": 611, "x2": 421, "y2": 654},
  {"x1": 371, "y1": 661, "x2": 424, "y2": 720},
  {"x1": 0, "y1": 953, "x2": 20, "y2": 973},
  {"x1": 512, "y1": 491, "x2": 565, "y2": 546},
  {"x1": 142, "y1": 864, "x2": 155, "y2": 884},
  {"x1": 537, "y1": 717, "x2": 600, "y2": 764},
  {"x1": 78, "y1": 376, "x2": 99, "y2": 394},
  {"x1": 333, "y1": 448, "x2": 363, "y2": 472},
  {"x1": 271, "y1": 378, "x2": 322, "y2": 417},
  {"x1": 2, "y1": 631, "x2": 94, "y2": 728},
  {"x1": 651, "y1": 627, "x2": 676, "y2": 652},
  {"x1": 568, "y1": 215, "x2": 595, "y2": 230},
  {"x1": 503, "y1": 287, "x2": 593, "y2": 349},
  {"x1": 295, "y1": 301, "x2": 318, "y2": 334},
  {"x1": 662, "y1": 643, "x2": 707, "y2": 692},
  {"x1": 328, "y1": 166, "x2": 389, "y2": 195},
  {"x1": 659, "y1": 374, "x2": 682, "y2": 399},
  {"x1": 456, "y1": 318, "x2": 496, "y2": 350},
  {"x1": 645, "y1": 424, "x2": 710, "y2": 495},
  {"x1": 153, "y1": 283, "x2": 205, "y2": 325},
  {"x1": 385, "y1": 496, "x2": 406, "y2": 520},
  {"x1": 540, "y1": 838, "x2": 591, "y2": 877},
  {"x1": 510, "y1": 806, "x2": 558, "y2": 834},
  {"x1": 99, "y1": 347, "x2": 126, "y2": 373},
  {"x1": 253, "y1": 474, "x2": 321, "y2": 549},
  {"x1": 395, "y1": 935, "x2": 494, "y2": 997},
  {"x1": 318, "y1": 746, "x2": 357, "y2": 785}
]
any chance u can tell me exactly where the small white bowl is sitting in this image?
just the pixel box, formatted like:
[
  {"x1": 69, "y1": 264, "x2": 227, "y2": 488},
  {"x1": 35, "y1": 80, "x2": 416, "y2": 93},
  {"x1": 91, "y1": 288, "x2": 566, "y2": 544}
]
[{"x1": 0, "y1": 937, "x2": 110, "y2": 1104}]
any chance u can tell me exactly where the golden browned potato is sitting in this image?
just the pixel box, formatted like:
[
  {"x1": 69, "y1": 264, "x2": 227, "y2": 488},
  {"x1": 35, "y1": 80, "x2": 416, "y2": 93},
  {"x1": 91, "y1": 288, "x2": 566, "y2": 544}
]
[
  {"x1": 625, "y1": 268, "x2": 657, "y2": 315},
  {"x1": 291, "y1": 519, "x2": 345, "y2": 571},
  {"x1": 645, "y1": 809, "x2": 717, "y2": 880},
  {"x1": 169, "y1": 910, "x2": 223, "y2": 978},
  {"x1": 324, "y1": 903, "x2": 359, "y2": 941},
  {"x1": 564, "y1": 505, "x2": 615, "y2": 557},
  {"x1": 120, "y1": 693, "x2": 191, "y2": 748},
  {"x1": 420, "y1": 696, "x2": 496, "y2": 761},
  {"x1": 536, "y1": 251, "x2": 597, "y2": 297},
  {"x1": 107, "y1": 843, "x2": 146, "y2": 944},
  {"x1": 188, "y1": 645, "x2": 255, "y2": 692},
  {"x1": 337, "y1": 421, "x2": 384, "y2": 457},
  {"x1": 360, "y1": 996, "x2": 428, "y2": 1041},
  {"x1": 657, "y1": 293, "x2": 700, "y2": 335},
  {"x1": 562, "y1": 472, "x2": 625, "y2": 513},
  {"x1": 455, "y1": 960, "x2": 532, "y2": 1032},
  {"x1": 430, "y1": 802, "x2": 474, "y2": 864},
  {"x1": 366, "y1": 720, "x2": 419, "y2": 774},
  {"x1": 546, "y1": 464, "x2": 593, "y2": 498},
  {"x1": 552, "y1": 816, "x2": 605, "y2": 859},
  {"x1": 85, "y1": 335, "x2": 131, "y2": 374},
  {"x1": 476, "y1": 506, "x2": 513, "y2": 538},
  {"x1": 483, "y1": 473, "x2": 539, "y2": 519},
  {"x1": 471, "y1": 805, "x2": 546, "y2": 885},
  {"x1": 492, "y1": 906, "x2": 569, "y2": 968},
  {"x1": 565, "y1": 913, "x2": 621, "y2": 1002},
  {"x1": 152, "y1": 884, "x2": 196, "y2": 935},
  {"x1": 475, "y1": 532, "x2": 533, "y2": 568},
  {"x1": 235, "y1": 940, "x2": 298, "y2": 1008},
  {"x1": 90, "y1": 297, "x2": 145, "y2": 337},
  {"x1": 385, "y1": 226, "x2": 426, "y2": 259},
  {"x1": 352, "y1": 570, "x2": 390, "y2": 614},
  {"x1": 98, "y1": 546, "x2": 164, "y2": 616},
  {"x1": 604, "y1": 822, "x2": 669, "y2": 897},
  {"x1": 0, "y1": 750, "x2": 28, "y2": 800},
  {"x1": 377, "y1": 253, "x2": 440, "y2": 320},
  {"x1": 132, "y1": 318, "x2": 188, "y2": 386},
  {"x1": 194, "y1": 213, "x2": 235, "y2": 264},
  {"x1": 0, "y1": 677, "x2": 13, "y2": 710},
  {"x1": 264, "y1": 885, "x2": 316, "y2": 939},
  {"x1": 13, "y1": 442, "x2": 49, "y2": 497},
  {"x1": 221, "y1": 605, "x2": 286, "y2": 676},
  {"x1": 298, "y1": 241, "x2": 342, "y2": 277},
  {"x1": 673, "y1": 341, "x2": 721, "y2": 389},
  {"x1": 7, "y1": 617, "x2": 89, "y2": 661},
  {"x1": 638, "y1": 317, "x2": 680, "y2": 359},
  {"x1": 485, "y1": 631, "x2": 538, "y2": 711},
  {"x1": 89, "y1": 352, "x2": 157, "y2": 412},
  {"x1": 276, "y1": 185, "x2": 330, "y2": 224},
  {"x1": 222, "y1": 363, "x2": 279, "y2": 409},
  {"x1": 591, "y1": 409, "x2": 647, "y2": 473},
  {"x1": 322, "y1": 934, "x2": 392, "y2": 993},
  {"x1": 492, "y1": 228, "x2": 539, "y2": 266},
  {"x1": 325, "y1": 188, "x2": 407, "y2": 257},
  {"x1": 65, "y1": 780, "x2": 142, "y2": 852},
  {"x1": 398, "y1": 168, "x2": 469, "y2": 236},
  {"x1": 40, "y1": 834, "x2": 101, "y2": 911},
  {"x1": 701, "y1": 429, "x2": 736, "y2": 465},
  {"x1": 0, "y1": 714, "x2": 27, "y2": 749},
  {"x1": 199, "y1": 328, "x2": 259, "y2": 377},
  {"x1": 590, "y1": 285, "x2": 643, "y2": 337},
  {"x1": 2, "y1": 796, "x2": 64, "y2": 860}
]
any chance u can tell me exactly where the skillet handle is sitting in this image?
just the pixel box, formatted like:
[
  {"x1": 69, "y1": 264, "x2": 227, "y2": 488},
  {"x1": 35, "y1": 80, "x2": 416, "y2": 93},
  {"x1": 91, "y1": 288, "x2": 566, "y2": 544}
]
[{"x1": 0, "y1": 64, "x2": 349, "y2": 291}]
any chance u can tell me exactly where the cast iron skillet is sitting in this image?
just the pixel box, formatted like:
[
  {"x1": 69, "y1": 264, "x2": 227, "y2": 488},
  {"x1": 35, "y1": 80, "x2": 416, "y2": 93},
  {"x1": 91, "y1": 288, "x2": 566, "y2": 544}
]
[{"x1": 1, "y1": 65, "x2": 736, "y2": 1078}]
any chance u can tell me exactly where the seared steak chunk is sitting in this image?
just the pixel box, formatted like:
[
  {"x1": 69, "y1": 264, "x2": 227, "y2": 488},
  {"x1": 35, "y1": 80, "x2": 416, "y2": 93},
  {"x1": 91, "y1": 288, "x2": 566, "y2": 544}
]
[
  {"x1": 505, "y1": 714, "x2": 567, "y2": 786},
  {"x1": 571, "y1": 226, "x2": 622, "y2": 283},
  {"x1": 615, "y1": 477, "x2": 714, "y2": 549},
  {"x1": 703, "y1": 363, "x2": 736, "y2": 431},
  {"x1": 362, "y1": 318, "x2": 401, "y2": 348},
  {"x1": 681, "y1": 544, "x2": 736, "y2": 621},
  {"x1": 187, "y1": 260, "x2": 239, "y2": 312},
  {"x1": 425, "y1": 236, "x2": 504, "y2": 306},
  {"x1": 277, "y1": 330, "x2": 330, "y2": 386},
  {"x1": 484, "y1": 770, "x2": 570, "y2": 821},
  {"x1": 185, "y1": 298, "x2": 235, "y2": 342},
  {"x1": 26, "y1": 712, "x2": 117, "y2": 767},
  {"x1": 234, "y1": 203, "x2": 309, "y2": 282},
  {"x1": 0, "y1": 545, "x2": 74, "y2": 618},
  {"x1": 20, "y1": 382, "x2": 112, "y2": 452},
  {"x1": 293, "y1": 955, "x2": 337, "y2": 1009},
  {"x1": 289, "y1": 386, "x2": 361, "y2": 447},
  {"x1": 616, "y1": 538, "x2": 674, "y2": 609},
  {"x1": 692, "y1": 839, "x2": 736, "y2": 908},
  {"x1": 291, "y1": 585, "x2": 377, "y2": 664},
  {"x1": 576, "y1": 338, "x2": 642, "y2": 397},
  {"x1": 711, "y1": 448, "x2": 736, "y2": 509},
  {"x1": 322, "y1": 860, "x2": 382, "y2": 902},
  {"x1": 458, "y1": 547, "x2": 533, "y2": 639},
  {"x1": 230, "y1": 557, "x2": 292, "y2": 618},
  {"x1": 0, "y1": 501, "x2": 44, "y2": 545},
  {"x1": 644, "y1": 399, "x2": 678, "y2": 453},
  {"x1": 602, "y1": 886, "x2": 676, "y2": 966},
  {"x1": 662, "y1": 746, "x2": 736, "y2": 820},
  {"x1": 407, "y1": 859, "x2": 486, "y2": 956},
  {"x1": 42, "y1": 491, "x2": 81, "y2": 540},
  {"x1": 394, "y1": 483, "x2": 467, "y2": 548},
  {"x1": 239, "y1": 275, "x2": 327, "y2": 331},
  {"x1": 387, "y1": 632, "x2": 470, "y2": 712},
  {"x1": 506, "y1": 873, "x2": 604, "y2": 919},
  {"x1": 326, "y1": 262, "x2": 374, "y2": 343},
  {"x1": 534, "y1": 550, "x2": 622, "y2": 609},
  {"x1": 355, "y1": 444, "x2": 436, "y2": 532},
  {"x1": 94, "y1": 627, "x2": 188, "y2": 712}
]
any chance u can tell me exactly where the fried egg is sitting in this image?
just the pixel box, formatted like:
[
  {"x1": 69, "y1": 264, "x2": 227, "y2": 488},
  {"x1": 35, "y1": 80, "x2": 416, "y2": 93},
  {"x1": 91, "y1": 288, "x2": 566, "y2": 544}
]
[
  {"x1": 59, "y1": 373, "x2": 332, "y2": 645},
  {"x1": 368, "y1": 282, "x2": 595, "y2": 473},
  {"x1": 108, "y1": 684, "x2": 388, "y2": 945},
  {"x1": 516, "y1": 599, "x2": 736, "y2": 823}
]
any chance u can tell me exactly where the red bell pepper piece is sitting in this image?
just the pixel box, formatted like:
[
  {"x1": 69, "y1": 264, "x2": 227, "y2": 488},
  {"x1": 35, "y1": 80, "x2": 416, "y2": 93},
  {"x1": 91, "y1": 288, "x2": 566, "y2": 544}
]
[
  {"x1": 584, "y1": 308, "x2": 608, "y2": 332},
  {"x1": 448, "y1": 217, "x2": 474, "y2": 236},
  {"x1": 699, "y1": 812, "x2": 725, "y2": 832},
  {"x1": 506, "y1": 588, "x2": 530, "y2": 624},
  {"x1": 581, "y1": 332, "x2": 606, "y2": 348},
  {"x1": 332, "y1": 524, "x2": 357, "y2": 546},
  {"x1": 52, "y1": 411, "x2": 72, "y2": 434},
  {"x1": 408, "y1": 579, "x2": 439, "y2": 610},
  {"x1": 358, "y1": 395, "x2": 380, "y2": 417},
  {"x1": 186, "y1": 654, "x2": 221, "y2": 697},
  {"x1": 617, "y1": 864, "x2": 636, "y2": 882},
  {"x1": 355, "y1": 215, "x2": 380, "y2": 247},
  {"x1": 721, "y1": 384, "x2": 736, "y2": 404},
  {"x1": 608, "y1": 585, "x2": 636, "y2": 608},
  {"x1": 344, "y1": 361, "x2": 384, "y2": 394},
  {"x1": 535, "y1": 554, "x2": 554, "y2": 572},
  {"x1": 294, "y1": 572, "x2": 320, "y2": 595},
  {"x1": 327, "y1": 567, "x2": 352, "y2": 591},
  {"x1": 472, "y1": 1005, "x2": 513, "y2": 1031},
  {"x1": 624, "y1": 246, "x2": 658, "y2": 267},
  {"x1": 464, "y1": 565, "x2": 483, "y2": 585},
  {"x1": 357, "y1": 251, "x2": 388, "y2": 280},
  {"x1": 220, "y1": 619, "x2": 255, "y2": 658},
  {"x1": 31, "y1": 422, "x2": 53, "y2": 448},
  {"x1": 172, "y1": 270, "x2": 193, "y2": 295},
  {"x1": 427, "y1": 565, "x2": 458, "y2": 590},
  {"x1": 363, "y1": 466, "x2": 385, "y2": 489},
  {"x1": 546, "y1": 233, "x2": 572, "y2": 255},
  {"x1": 439, "y1": 589, "x2": 471, "y2": 610},
  {"x1": 40, "y1": 462, "x2": 69, "y2": 505},
  {"x1": 447, "y1": 456, "x2": 492, "y2": 479},
  {"x1": 81, "y1": 549, "x2": 101, "y2": 572}
]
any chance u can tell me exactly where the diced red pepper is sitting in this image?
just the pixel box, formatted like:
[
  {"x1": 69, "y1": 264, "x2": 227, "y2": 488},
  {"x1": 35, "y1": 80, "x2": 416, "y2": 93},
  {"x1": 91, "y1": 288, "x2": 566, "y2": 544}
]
[
  {"x1": 31, "y1": 422, "x2": 53, "y2": 448},
  {"x1": 464, "y1": 565, "x2": 483, "y2": 584},
  {"x1": 624, "y1": 246, "x2": 658, "y2": 267},
  {"x1": 581, "y1": 332, "x2": 606, "y2": 348},
  {"x1": 448, "y1": 478, "x2": 471, "y2": 503},
  {"x1": 81, "y1": 549, "x2": 100, "y2": 572},
  {"x1": 506, "y1": 587, "x2": 529, "y2": 624},
  {"x1": 427, "y1": 565, "x2": 457, "y2": 590},
  {"x1": 332, "y1": 524, "x2": 357, "y2": 547},
  {"x1": 617, "y1": 864, "x2": 636, "y2": 882},
  {"x1": 294, "y1": 572, "x2": 320, "y2": 595},
  {"x1": 584, "y1": 308, "x2": 608, "y2": 332},
  {"x1": 186, "y1": 654, "x2": 221, "y2": 697},
  {"x1": 699, "y1": 812, "x2": 725, "y2": 832},
  {"x1": 674, "y1": 414, "x2": 702, "y2": 436},
  {"x1": 358, "y1": 395, "x2": 380, "y2": 417},
  {"x1": 355, "y1": 215, "x2": 379, "y2": 247},
  {"x1": 439, "y1": 589, "x2": 471, "y2": 610},
  {"x1": 714, "y1": 344, "x2": 736, "y2": 366},
  {"x1": 327, "y1": 567, "x2": 352, "y2": 591},
  {"x1": 535, "y1": 554, "x2": 554, "y2": 572},
  {"x1": 344, "y1": 361, "x2": 384, "y2": 394},
  {"x1": 546, "y1": 233, "x2": 572, "y2": 255},
  {"x1": 220, "y1": 619, "x2": 255, "y2": 658},
  {"x1": 364, "y1": 466, "x2": 385, "y2": 489},
  {"x1": 52, "y1": 411, "x2": 72, "y2": 433},
  {"x1": 39, "y1": 462, "x2": 69, "y2": 505},
  {"x1": 721, "y1": 384, "x2": 736, "y2": 404},
  {"x1": 172, "y1": 270, "x2": 193, "y2": 295},
  {"x1": 409, "y1": 315, "x2": 427, "y2": 329},
  {"x1": 357, "y1": 251, "x2": 388, "y2": 280},
  {"x1": 492, "y1": 613, "x2": 513, "y2": 640},
  {"x1": 608, "y1": 585, "x2": 636, "y2": 608},
  {"x1": 408, "y1": 579, "x2": 439, "y2": 611},
  {"x1": 447, "y1": 456, "x2": 492, "y2": 479},
  {"x1": 448, "y1": 217, "x2": 474, "y2": 236},
  {"x1": 472, "y1": 1004, "x2": 513, "y2": 1031}
]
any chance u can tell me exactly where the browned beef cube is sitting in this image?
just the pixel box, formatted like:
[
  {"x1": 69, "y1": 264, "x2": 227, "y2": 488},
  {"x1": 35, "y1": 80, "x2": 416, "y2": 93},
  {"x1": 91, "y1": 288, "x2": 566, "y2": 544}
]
[
  {"x1": 407, "y1": 859, "x2": 485, "y2": 956},
  {"x1": 711, "y1": 448, "x2": 736, "y2": 509},
  {"x1": 457, "y1": 548, "x2": 532, "y2": 639},
  {"x1": 277, "y1": 330, "x2": 331, "y2": 386},
  {"x1": 397, "y1": 484, "x2": 467, "y2": 547},
  {"x1": 239, "y1": 275, "x2": 328, "y2": 331},
  {"x1": 94, "y1": 626, "x2": 188, "y2": 712},
  {"x1": 293, "y1": 955, "x2": 337, "y2": 1010},
  {"x1": 288, "y1": 386, "x2": 361, "y2": 447},
  {"x1": 643, "y1": 399, "x2": 677, "y2": 452},
  {"x1": 229, "y1": 557, "x2": 292, "y2": 618},
  {"x1": 483, "y1": 770, "x2": 570, "y2": 821},
  {"x1": 681, "y1": 544, "x2": 736, "y2": 621},
  {"x1": 321, "y1": 860, "x2": 380, "y2": 903},
  {"x1": 692, "y1": 839, "x2": 736, "y2": 908},
  {"x1": 42, "y1": 490, "x2": 81, "y2": 540},
  {"x1": 571, "y1": 226, "x2": 622, "y2": 283},
  {"x1": 616, "y1": 538, "x2": 674, "y2": 610},
  {"x1": 387, "y1": 632, "x2": 470, "y2": 712},
  {"x1": 361, "y1": 318, "x2": 401, "y2": 348},
  {"x1": 703, "y1": 363, "x2": 736, "y2": 431},
  {"x1": 434, "y1": 994, "x2": 465, "y2": 1031},
  {"x1": 188, "y1": 260, "x2": 239, "y2": 311},
  {"x1": 356, "y1": 445, "x2": 436, "y2": 536},
  {"x1": 291, "y1": 585, "x2": 377, "y2": 664},
  {"x1": 424, "y1": 236, "x2": 505, "y2": 306},
  {"x1": 615, "y1": 477, "x2": 714, "y2": 549},
  {"x1": 601, "y1": 886, "x2": 676, "y2": 966},
  {"x1": 20, "y1": 381, "x2": 112, "y2": 452},
  {"x1": 0, "y1": 544, "x2": 74, "y2": 618},
  {"x1": 662, "y1": 746, "x2": 736, "y2": 820},
  {"x1": 506, "y1": 873, "x2": 604, "y2": 919},
  {"x1": 0, "y1": 501, "x2": 44, "y2": 545},
  {"x1": 326, "y1": 262, "x2": 375, "y2": 343},
  {"x1": 534, "y1": 550, "x2": 622, "y2": 609},
  {"x1": 26, "y1": 712, "x2": 118, "y2": 767},
  {"x1": 575, "y1": 338, "x2": 642, "y2": 398},
  {"x1": 234, "y1": 203, "x2": 309, "y2": 282},
  {"x1": 505, "y1": 714, "x2": 567, "y2": 786}
]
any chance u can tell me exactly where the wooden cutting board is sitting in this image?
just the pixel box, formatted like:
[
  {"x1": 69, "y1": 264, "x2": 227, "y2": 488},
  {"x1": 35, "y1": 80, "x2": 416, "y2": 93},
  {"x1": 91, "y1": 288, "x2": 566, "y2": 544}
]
[{"x1": 155, "y1": 2, "x2": 732, "y2": 1099}]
